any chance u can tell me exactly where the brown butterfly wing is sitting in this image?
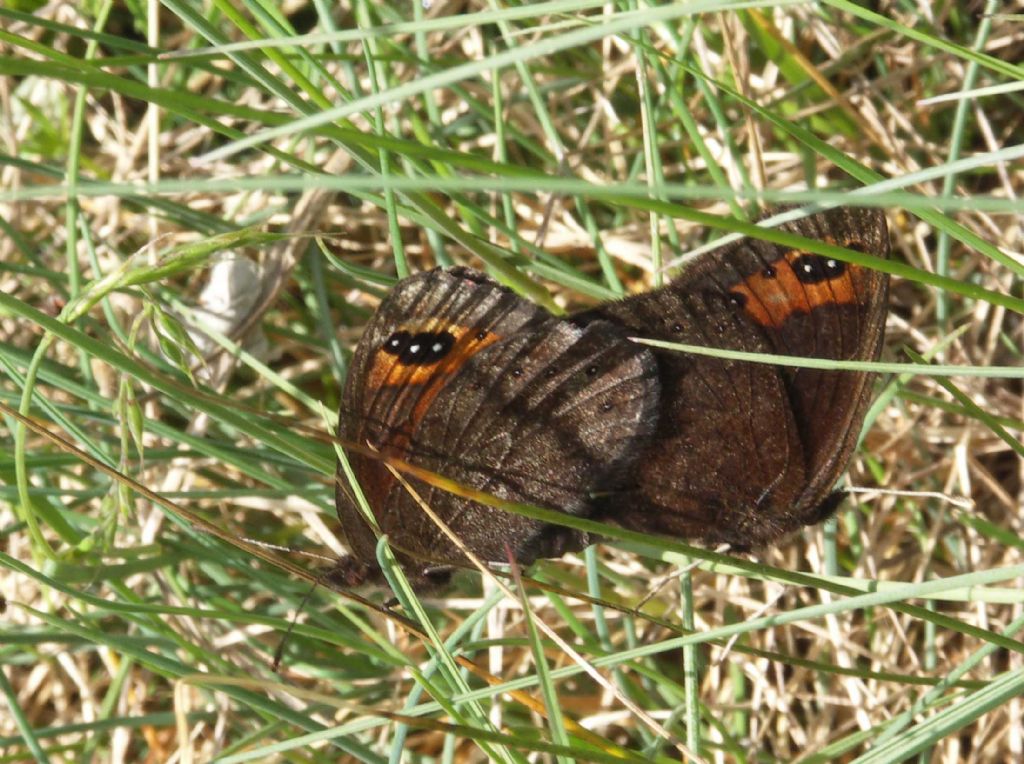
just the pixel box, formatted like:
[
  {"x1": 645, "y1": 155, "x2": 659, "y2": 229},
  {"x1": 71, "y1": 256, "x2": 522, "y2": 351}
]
[
  {"x1": 745, "y1": 209, "x2": 890, "y2": 511},
  {"x1": 337, "y1": 267, "x2": 548, "y2": 566},
  {"x1": 579, "y1": 272, "x2": 808, "y2": 545},
  {"x1": 337, "y1": 267, "x2": 660, "y2": 578},
  {"x1": 580, "y1": 208, "x2": 890, "y2": 548}
]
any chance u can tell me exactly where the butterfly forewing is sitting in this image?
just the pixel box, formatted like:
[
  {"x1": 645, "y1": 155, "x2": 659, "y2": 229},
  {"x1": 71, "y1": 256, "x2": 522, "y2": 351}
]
[
  {"x1": 337, "y1": 267, "x2": 553, "y2": 566},
  {"x1": 337, "y1": 268, "x2": 659, "y2": 576}
]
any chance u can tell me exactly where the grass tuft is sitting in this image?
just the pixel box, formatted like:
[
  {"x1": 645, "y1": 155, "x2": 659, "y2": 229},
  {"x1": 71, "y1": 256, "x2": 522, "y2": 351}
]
[{"x1": 1, "y1": 2, "x2": 1021, "y2": 761}]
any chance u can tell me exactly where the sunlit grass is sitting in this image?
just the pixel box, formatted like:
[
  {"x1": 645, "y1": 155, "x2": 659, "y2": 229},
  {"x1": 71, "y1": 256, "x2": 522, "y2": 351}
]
[{"x1": 1, "y1": 2, "x2": 1021, "y2": 762}]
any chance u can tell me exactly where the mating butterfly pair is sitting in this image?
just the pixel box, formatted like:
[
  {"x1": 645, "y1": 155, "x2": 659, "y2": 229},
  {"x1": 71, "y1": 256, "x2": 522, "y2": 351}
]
[{"x1": 334, "y1": 208, "x2": 890, "y2": 587}]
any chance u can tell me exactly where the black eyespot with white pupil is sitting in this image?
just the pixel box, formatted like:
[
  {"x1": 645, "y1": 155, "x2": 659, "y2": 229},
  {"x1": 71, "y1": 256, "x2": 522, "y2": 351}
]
[
  {"x1": 791, "y1": 254, "x2": 846, "y2": 284},
  {"x1": 382, "y1": 330, "x2": 456, "y2": 365}
]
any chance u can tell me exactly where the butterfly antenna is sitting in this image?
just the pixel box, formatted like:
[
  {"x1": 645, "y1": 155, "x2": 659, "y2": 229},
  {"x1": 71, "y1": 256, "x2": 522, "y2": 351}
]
[
  {"x1": 272, "y1": 554, "x2": 379, "y2": 671},
  {"x1": 239, "y1": 537, "x2": 336, "y2": 564},
  {"x1": 271, "y1": 576, "x2": 323, "y2": 673}
]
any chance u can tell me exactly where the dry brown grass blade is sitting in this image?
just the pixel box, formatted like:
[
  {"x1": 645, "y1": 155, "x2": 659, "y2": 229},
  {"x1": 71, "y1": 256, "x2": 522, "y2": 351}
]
[{"x1": 745, "y1": 8, "x2": 889, "y2": 150}]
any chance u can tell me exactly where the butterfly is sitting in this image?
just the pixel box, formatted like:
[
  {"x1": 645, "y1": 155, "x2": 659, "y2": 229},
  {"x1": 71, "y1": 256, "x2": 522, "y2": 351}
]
[{"x1": 334, "y1": 207, "x2": 890, "y2": 585}]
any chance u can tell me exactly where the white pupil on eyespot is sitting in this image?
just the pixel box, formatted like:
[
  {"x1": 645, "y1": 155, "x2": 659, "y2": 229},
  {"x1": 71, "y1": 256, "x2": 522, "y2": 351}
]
[
  {"x1": 432, "y1": 342, "x2": 444, "y2": 353},
  {"x1": 409, "y1": 344, "x2": 421, "y2": 354},
  {"x1": 826, "y1": 259, "x2": 837, "y2": 269}
]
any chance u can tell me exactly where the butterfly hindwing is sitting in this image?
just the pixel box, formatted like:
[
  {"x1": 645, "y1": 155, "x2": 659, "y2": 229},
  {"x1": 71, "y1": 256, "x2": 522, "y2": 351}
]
[{"x1": 577, "y1": 271, "x2": 808, "y2": 545}]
